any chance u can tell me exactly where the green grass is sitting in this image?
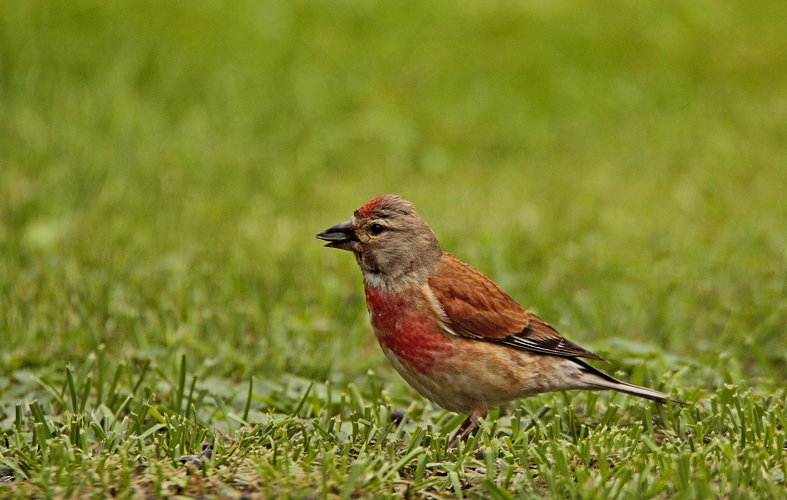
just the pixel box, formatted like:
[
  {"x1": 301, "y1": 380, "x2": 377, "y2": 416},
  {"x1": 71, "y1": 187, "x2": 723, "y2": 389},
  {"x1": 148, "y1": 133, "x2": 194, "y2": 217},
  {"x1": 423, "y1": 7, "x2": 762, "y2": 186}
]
[{"x1": 1, "y1": 0, "x2": 786, "y2": 497}]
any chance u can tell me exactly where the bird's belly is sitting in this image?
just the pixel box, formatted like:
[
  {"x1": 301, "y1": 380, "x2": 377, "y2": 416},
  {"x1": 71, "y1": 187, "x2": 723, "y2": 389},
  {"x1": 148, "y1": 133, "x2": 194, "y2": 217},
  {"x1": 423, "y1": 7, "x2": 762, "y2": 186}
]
[
  {"x1": 376, "y1": 335, "x2": 560, "y2": 414},
  {"x1": 378, "y1": 344, "x2": 473, "y2": 414}
]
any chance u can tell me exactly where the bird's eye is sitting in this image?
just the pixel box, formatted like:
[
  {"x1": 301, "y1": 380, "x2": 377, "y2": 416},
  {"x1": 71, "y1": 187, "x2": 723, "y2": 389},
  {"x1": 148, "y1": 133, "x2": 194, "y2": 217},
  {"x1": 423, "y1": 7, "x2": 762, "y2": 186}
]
[{"x1": 370, "y1": 223, "x2": 385, "y2": 235}]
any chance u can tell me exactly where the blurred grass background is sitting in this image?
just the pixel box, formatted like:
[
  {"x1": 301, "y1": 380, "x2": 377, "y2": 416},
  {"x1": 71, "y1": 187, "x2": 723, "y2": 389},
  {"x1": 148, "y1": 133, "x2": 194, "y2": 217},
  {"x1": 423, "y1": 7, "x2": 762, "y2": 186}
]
[{"x1": 1, "y1": 0, "x2": 786, "y2": 389}]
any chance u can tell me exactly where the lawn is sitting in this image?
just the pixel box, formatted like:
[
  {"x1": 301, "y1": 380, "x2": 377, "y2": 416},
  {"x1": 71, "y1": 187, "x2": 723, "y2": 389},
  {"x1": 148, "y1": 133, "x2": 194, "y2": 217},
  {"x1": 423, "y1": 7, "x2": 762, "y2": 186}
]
[{"x1": 1, "y1": 0, "x2": 786, "y2": 497}]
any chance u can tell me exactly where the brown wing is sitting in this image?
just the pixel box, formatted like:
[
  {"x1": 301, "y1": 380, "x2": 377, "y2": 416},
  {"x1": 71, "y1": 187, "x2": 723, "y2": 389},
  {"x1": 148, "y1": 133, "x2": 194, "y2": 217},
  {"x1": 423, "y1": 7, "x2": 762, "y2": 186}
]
[{"x1": 428, "y1": 253, "x2": 606, "y2": 362}]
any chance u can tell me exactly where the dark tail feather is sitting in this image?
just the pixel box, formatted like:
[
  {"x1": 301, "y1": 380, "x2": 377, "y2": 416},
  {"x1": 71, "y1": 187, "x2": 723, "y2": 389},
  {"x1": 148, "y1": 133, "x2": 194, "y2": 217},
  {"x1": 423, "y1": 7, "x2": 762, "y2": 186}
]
[{"x1": 572, "y1": 358, "x2": 686, "y2": 405}]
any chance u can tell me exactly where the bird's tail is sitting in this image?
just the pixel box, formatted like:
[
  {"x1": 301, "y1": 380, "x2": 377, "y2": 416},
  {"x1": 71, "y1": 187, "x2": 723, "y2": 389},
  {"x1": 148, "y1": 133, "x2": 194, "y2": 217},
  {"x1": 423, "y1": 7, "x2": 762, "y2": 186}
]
[{"x1": 573, "y1": 358, "x2": 686, "y2": 405}]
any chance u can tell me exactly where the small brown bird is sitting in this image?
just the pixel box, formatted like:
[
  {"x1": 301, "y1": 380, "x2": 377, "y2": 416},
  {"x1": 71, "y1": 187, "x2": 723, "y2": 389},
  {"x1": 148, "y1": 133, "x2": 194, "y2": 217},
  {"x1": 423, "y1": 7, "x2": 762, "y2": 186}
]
[{"x1": 317, "y1": 194, "x2": 682, "y2": 445}]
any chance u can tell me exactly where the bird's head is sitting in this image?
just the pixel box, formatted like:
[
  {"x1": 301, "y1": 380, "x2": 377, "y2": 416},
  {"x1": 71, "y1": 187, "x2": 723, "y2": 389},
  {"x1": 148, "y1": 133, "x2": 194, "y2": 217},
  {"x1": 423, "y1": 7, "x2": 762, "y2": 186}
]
[{"x1": 316, "y1": 194, "x2": 443, "y2": 286}]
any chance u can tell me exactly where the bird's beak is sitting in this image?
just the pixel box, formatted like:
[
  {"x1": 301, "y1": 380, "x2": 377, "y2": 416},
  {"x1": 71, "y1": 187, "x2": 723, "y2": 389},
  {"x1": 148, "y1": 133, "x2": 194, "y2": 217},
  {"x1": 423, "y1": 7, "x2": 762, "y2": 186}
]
[{"x1": 316, "y1": 219, "x2": 359, "y2": 251}]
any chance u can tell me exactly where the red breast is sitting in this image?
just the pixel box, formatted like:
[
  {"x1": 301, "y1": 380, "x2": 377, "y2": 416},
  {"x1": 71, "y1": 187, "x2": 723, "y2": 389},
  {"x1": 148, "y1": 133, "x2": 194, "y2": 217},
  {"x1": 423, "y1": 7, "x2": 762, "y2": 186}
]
[{"x1": 365, "y1": 286, "x2": 454, "y2": 374}]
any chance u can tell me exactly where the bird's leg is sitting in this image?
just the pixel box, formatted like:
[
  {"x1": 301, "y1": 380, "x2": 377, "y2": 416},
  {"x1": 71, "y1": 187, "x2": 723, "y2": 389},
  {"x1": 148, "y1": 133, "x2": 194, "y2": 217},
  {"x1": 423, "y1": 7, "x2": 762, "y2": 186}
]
[
  {"x1": 448, "y1": 403, "x2": 488, "y2": 449},
  {"x1": 448, "y1": 416, "x2": 477, "y2": 449}
]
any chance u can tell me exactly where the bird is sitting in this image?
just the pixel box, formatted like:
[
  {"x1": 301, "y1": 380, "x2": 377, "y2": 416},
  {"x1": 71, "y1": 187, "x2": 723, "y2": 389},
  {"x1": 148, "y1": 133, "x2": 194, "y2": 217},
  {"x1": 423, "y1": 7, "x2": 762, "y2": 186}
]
[{"x1": 316, "y1": 194, "x2": 683, "y2": 446}]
